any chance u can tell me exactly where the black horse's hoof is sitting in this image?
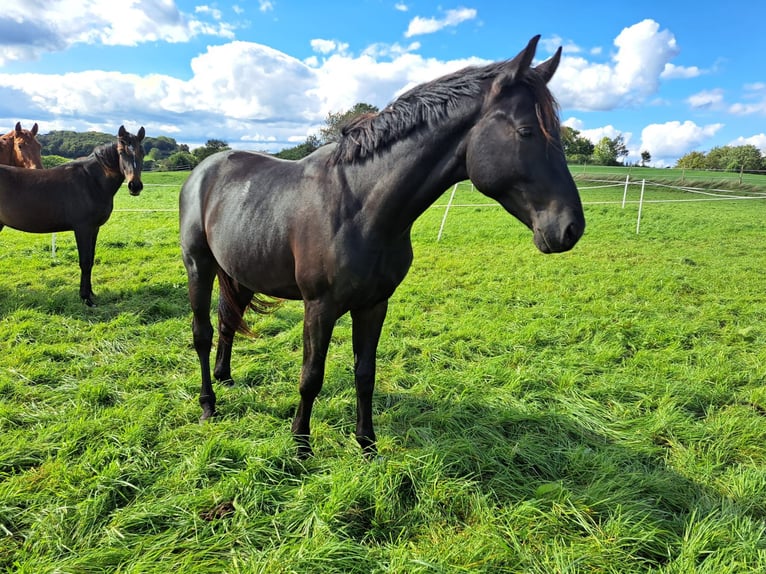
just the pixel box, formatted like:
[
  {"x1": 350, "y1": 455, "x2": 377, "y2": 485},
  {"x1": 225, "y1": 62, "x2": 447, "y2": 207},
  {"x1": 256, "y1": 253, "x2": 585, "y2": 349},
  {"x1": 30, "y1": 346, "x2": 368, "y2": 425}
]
[
  {"x1": 295, "y1": 437, "x2": 314, "y2": 460},
  {"x1": 83, "y1": 298, "x2": 96, "y2": 307},
  {"x1": 199, "y1": 407, "x2": 217, "y2": 422}
]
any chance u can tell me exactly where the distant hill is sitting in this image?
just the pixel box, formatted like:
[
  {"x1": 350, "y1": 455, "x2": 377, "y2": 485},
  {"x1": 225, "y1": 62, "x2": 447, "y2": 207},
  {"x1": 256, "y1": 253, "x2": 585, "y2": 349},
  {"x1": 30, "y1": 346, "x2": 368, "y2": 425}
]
[{"x1": 38, "y1": 130, "x2": 182, "y2": 161}]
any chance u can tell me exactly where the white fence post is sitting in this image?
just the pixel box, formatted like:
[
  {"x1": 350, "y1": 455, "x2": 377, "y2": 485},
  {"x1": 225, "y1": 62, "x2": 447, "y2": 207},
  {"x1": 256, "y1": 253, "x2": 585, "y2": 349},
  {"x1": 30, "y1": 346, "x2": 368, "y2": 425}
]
[
  {"x1": 437, "y1": 183, "x2": 459, "y2": 242},
  {"x1": 622, "y1": 174, "x2": 630, "y2": 208},
  {"x1": 636, "y1": 179, "x2": 646, "y2": 234}
]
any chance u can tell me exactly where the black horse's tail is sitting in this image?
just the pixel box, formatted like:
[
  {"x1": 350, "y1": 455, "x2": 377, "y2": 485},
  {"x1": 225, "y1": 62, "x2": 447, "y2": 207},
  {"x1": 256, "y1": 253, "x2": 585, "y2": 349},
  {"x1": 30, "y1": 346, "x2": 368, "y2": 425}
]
[{"x1": 217, "y1": 270, "x2": 282, "y2": 338}]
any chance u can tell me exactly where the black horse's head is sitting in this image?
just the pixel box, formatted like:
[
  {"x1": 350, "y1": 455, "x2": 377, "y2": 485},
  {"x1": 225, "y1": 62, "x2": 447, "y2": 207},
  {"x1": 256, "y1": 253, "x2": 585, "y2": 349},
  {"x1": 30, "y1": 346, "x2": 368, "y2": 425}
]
[
  {"x1": 117, "y1": 125, "x2": 146, "y2": 196},
  {"x1": 465, "y1": 36, "x2": 584, "y2": 253}
]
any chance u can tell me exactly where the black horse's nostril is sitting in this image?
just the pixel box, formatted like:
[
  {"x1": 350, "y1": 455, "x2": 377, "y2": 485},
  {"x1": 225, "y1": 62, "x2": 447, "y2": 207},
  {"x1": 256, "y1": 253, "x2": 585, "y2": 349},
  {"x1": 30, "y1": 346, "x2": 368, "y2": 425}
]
[
  {"x1": 128, "y1": 180, "x2": 143, "y2": 193},
  {"x1": 562, "y1": 220, "x2": 582, "y2": 248}
]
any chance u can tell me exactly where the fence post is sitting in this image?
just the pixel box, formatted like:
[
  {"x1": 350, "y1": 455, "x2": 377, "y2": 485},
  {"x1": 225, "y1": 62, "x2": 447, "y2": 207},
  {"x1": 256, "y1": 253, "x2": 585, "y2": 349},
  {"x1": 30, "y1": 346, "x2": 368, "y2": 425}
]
[
  {"x1": 636, "y1": 179, "x2": 646, "y2": 234},
  {"x1": 437, "y1": 183, "x2": 459, "y2": 242},
  {"x1": 621, "y1": 174, "x2": 630, "y2": 208}
]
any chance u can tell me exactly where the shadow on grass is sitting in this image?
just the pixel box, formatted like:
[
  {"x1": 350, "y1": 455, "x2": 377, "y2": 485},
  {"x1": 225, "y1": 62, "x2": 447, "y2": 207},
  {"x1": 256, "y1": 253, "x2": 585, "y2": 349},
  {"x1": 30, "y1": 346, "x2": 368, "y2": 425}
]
[
  {"x1": 363, "y1": 390, "x2": 765, "y2": 564},
  {"x1": 0, "y1": 281, "x2": 190, "y2": 324}
]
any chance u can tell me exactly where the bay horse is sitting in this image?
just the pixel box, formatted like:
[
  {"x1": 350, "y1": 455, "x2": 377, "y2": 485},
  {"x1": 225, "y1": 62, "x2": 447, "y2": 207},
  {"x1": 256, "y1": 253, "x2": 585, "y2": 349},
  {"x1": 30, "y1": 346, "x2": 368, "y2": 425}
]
[
  {"x1": 0, "y1": 126, "x2": 145, "y2": 306},
  {"x1": 180, "y1": 36, "x2": 585, "y2": 457},
  {"x1": 0, "y1": 122, "x2": 43, "y2": 169}
]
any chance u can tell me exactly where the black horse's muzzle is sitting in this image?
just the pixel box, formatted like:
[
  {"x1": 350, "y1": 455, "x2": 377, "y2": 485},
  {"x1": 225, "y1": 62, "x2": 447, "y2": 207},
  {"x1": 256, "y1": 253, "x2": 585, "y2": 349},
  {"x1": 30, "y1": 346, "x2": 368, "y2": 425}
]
[{"x1": 128, "y1": 180, "x2": 143, "y2": 195}]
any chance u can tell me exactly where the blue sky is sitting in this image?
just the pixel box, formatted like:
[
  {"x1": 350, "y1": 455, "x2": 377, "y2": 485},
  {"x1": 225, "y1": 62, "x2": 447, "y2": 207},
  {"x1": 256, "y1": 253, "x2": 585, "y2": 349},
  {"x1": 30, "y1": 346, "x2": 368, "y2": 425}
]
[{"x1": 1, "y1": 0, "x2": 764, "y2": 166}]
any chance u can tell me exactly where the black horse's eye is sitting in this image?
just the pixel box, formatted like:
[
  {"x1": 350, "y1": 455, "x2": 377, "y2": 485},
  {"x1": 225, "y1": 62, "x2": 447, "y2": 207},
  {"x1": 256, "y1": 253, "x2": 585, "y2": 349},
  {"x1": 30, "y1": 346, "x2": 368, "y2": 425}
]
[{"x1": 517, "y1": 126, "x2": 533, "y2": 138}]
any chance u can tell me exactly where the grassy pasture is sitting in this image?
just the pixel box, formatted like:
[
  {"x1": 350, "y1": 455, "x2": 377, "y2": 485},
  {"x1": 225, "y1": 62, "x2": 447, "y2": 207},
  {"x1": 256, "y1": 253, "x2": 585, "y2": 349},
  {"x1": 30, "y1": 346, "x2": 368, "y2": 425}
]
[{"x1": 1, "y1": 170, "x2": 765, "y2": 572}]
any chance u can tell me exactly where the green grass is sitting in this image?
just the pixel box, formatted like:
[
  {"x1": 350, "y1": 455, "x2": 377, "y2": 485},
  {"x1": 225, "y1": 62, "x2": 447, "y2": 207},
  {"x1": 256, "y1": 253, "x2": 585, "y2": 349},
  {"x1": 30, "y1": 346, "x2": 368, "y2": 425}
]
[{"x1": 1, "y1": 171, "x2": 765, "y2": 572}]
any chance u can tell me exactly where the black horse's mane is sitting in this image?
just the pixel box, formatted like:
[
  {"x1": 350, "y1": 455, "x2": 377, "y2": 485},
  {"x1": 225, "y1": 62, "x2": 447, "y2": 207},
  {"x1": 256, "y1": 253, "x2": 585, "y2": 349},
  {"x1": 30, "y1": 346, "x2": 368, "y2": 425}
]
[{"x1": 330, "y1": 59, "x2": 560, "y2": 166}]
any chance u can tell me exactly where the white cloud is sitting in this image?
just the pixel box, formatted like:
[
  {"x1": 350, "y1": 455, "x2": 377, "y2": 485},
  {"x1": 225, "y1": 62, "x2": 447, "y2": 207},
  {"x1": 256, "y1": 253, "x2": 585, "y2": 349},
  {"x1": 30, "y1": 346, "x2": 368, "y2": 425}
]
[
  {"x1": 661, "y1": 63, "x2": 702, "y2": 79},
  {"x1": 0, "y1": 0, "x2": 234, "y2": 65},
  {"x1": 395, "y1": 3, "x2": 409, "y2": 12},
  {"x1": 404, "y1": 8, "x2": 477, "y2": 38},
  {"x1": 195, "y1": 5, "x2": 223, "y2": 20},
  {"x1": 728, "y1": 133, "x2": 766, "y2": 153},
  {"x1": 259, "y1": 0, "x2": 274, "y2": 12},
  {"x1": 728, "y1": 83, "x2": 766, "y2": 115},
  {"x1": 639, "y1": 120, "x2": 723, "y2": 161},
  {"x1": 729, "y1": 101, "x2": 766, "y2": 115},
  {"x1": 551, "y1": 19, "x2": 680, "y2": 111},
  {"x1": 687, "y1": 89, "x2": 725, "y2": 110},
  {"x1": 311, "y1": 39, "x2": 349, "y2": 55},
  {"x1": 579, "y1": 124, "x2": 631, "y2": 147}
]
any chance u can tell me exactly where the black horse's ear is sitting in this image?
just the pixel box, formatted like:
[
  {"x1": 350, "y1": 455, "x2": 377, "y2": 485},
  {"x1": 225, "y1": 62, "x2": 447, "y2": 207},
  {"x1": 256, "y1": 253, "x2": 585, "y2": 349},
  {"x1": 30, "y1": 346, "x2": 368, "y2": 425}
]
[
  {"x1": 137, "y1": 127, "x2": 146, "y2": 141},
  {"x1": 535, "y1": 46, "x2": 562, "y2": 84},
  {"x1": 491, "y1": 35, "x2": 540, "y2": 96},
  {"x1": 118, "y1": 125, "x2": 127, "y2": 138}
]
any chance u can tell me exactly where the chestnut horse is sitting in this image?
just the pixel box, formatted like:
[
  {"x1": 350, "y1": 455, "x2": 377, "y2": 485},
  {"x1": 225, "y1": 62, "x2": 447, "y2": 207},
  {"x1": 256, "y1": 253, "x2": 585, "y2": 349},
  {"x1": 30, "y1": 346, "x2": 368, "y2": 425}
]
[
  {"x1": 180, "y1": 36, "x2": 585, "y2": 457},
  {"x1": 0, "y1": 126, "x2": 145, "y2": 305},
  {"x1": 0, "y1": 122, "x2": 43, "y2": 168}
]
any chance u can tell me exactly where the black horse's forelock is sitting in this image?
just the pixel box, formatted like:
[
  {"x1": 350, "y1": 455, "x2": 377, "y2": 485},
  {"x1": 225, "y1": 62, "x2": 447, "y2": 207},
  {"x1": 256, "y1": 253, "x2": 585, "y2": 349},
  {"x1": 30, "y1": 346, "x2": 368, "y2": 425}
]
[{"x1": 329, "y1": 60, "x2": 560, "y2": 166}]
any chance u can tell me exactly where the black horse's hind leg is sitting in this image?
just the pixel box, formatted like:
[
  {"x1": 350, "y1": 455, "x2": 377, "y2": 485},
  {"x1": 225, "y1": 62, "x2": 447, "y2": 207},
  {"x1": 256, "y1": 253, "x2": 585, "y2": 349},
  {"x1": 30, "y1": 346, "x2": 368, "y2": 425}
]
[
  {"x1": 182, "y1": 246, "x2": 218, "y2": 421},
  {"x1": 214, "y1": 277, "x2": 255, "y2": 384},
  {"x1": 292, "y1": 298, "x2": 337, "y2": 458},
  {"x1": 74, "y1": 227, "x2": 99, "y2": 306},
  {"x1": 351, "y1": 300, "x2": 388, "y2": 457}
]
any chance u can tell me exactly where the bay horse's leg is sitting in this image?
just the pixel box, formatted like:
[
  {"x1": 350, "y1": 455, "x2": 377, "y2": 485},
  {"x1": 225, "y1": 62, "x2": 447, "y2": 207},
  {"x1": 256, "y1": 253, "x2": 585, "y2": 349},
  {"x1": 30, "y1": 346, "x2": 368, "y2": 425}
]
[
  {"x1": 74, "y1": 227, "x2": 99, "y2": 306},
  {"x1": 214, "y1": 278, "x2": 254, "y2": 384},
  {"x1": 292, "y1": 298, "x2": 337, "y2": 458},
  {"x1": 350, "y1": 300, "x2": 388, "y2": 456},
  {"x1": 182, "y1": 247, "x2": 218, "y2": 421}
]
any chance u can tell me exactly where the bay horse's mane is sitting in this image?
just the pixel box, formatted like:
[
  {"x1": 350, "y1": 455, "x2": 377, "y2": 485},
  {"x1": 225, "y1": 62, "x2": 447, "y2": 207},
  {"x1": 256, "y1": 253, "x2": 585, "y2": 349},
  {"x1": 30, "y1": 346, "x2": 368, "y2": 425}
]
[{"x1": 330, "y1": 59, "x2": 560, "y2": 166}]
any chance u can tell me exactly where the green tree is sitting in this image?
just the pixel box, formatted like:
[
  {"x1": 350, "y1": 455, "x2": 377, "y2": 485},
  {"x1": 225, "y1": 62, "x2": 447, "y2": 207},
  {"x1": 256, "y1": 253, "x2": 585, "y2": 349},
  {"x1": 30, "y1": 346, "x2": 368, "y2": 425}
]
[
  {"x1": 319, "y1": 103, "x2": 379, "y2": 144},
  {"x1": 612, "y1": 134, "x2": 629, "y2": 163},
  {"x1": 192, "y1": 139, "x2": 230, "y2": 163},
  {"x1": 561, "y1": 126, "x2": 594, "y2": 164},
  {"x1": 592, "y1": 137, "x2": 616, "y2": 166},
  {"x1": 42, "y1": 155, "x2": 70, "y2": 168},
  {"x1": 723, "y1": 145, "x2": 763, "y2": 171},
  {"x1": 275, "y1": 135, "x2": 321, "y2": 160},
  {"x1": 676, "y1": 151, "x2": 707, "y2": 169},
  {"x1": 640, "y1": 150, "x2": 651, "y2": 167},
  {"x1": 162, "y1": 151, "x2": 198, "y2": 171},
  {"x1": 592, "y1": 134, "x2": 628, "y2": 166},
  {"x1": 705, "y1": 146, "x2": 727, "y2": 170},
  {"x1": 143, "y1": 135, "x2": 179, "y2": 160}
]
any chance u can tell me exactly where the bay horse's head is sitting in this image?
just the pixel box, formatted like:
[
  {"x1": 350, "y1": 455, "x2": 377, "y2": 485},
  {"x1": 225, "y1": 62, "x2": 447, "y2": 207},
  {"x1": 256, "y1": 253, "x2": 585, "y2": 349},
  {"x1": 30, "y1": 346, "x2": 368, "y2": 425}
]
[
  {"x1": 465, "y1": 36, "x2": 584, "y2": 253},
  {"x1": 117, "y1": 125, "x2": 146, "y2": 195},
  {"x1": 7, "y1": 122, "x2": 43, "y2": 169}
]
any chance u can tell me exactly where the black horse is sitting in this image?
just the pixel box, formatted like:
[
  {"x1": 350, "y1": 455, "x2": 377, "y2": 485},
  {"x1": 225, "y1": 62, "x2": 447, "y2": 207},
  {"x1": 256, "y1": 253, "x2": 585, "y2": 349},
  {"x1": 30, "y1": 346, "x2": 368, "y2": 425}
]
[
  {"x1": 0, "y1": 126, "x2": 145, "y2": 305},
  {"x1": 180, "y1": 36, "x2": 585, "y2": 457}
]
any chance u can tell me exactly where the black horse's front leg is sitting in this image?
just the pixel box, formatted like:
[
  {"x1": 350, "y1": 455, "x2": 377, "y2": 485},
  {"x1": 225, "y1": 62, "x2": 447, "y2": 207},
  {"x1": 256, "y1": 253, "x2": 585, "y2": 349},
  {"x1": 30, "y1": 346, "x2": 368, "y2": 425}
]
[
  {"x1": 292, "y1": 298, "x2": 337, "y2": 458},
  {"x1": 351, "y1": 300, "x2": 388, "y2": 457},
  {"x1": 74, "y1": 227, "x2": 99, "y2": 306}
]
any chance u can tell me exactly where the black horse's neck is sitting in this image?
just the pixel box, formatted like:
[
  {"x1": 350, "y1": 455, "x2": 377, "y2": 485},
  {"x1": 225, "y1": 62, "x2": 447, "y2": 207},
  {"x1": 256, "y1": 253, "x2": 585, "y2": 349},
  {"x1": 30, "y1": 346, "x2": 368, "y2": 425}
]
[{"x1": 87, "y1": 143, "x2": 125, "y2": 187}]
